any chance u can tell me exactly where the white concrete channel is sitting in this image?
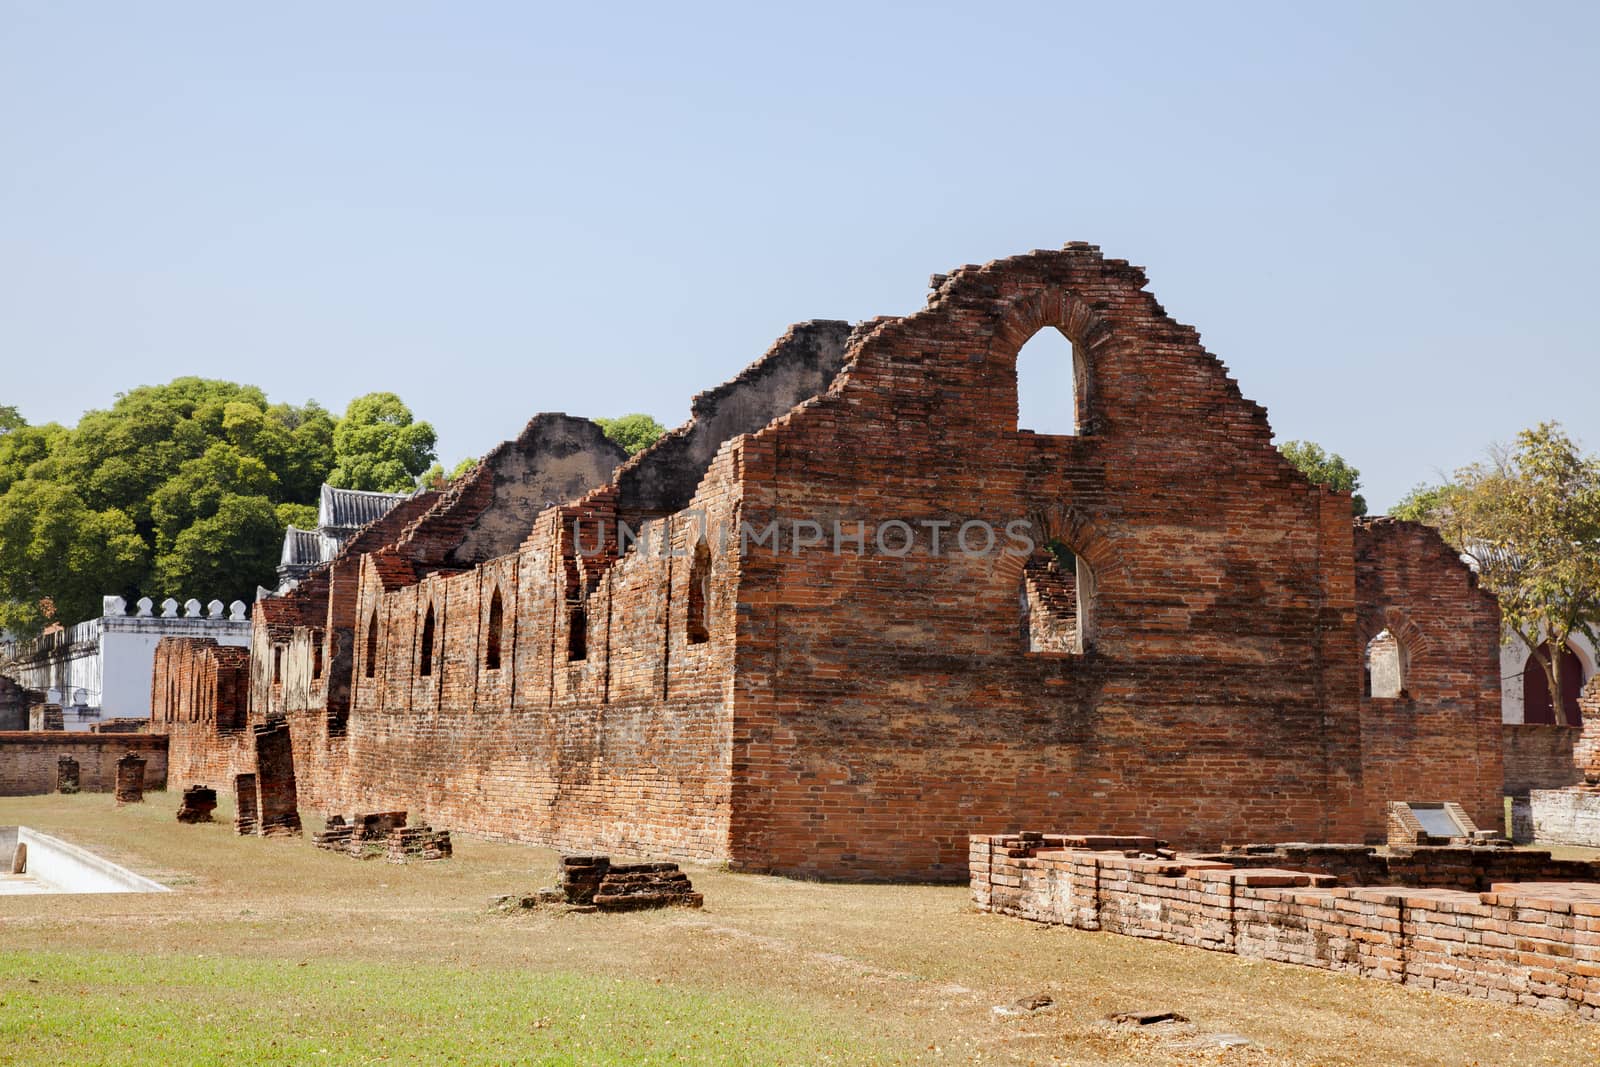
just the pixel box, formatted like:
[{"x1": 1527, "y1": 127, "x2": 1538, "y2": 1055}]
[{"x1": 0, "y1": 826, "x2": 170, "y2": 894}]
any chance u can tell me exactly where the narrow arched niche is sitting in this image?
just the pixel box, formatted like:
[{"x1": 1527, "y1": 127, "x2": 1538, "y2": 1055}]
[
  {"x1": 1015, "y1": 326, "x2": 1086, "y2": 436},
  {"x1": 485, "y1": 588, "x2": 504, "y2": 671},
  {"x1": 687, "y1": 540, "x2": 711, "y2": 645},
  {"x1": 419, "y1": 605, "x2": 436, "y2": 677},
  {"x1": 365, "y1": 612, "x2": 379, "y2": 679}
]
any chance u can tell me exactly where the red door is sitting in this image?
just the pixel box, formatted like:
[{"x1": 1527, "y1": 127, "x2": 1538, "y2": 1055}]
[{"x1": 1523, "y1": 644, "x2": 1586, "y2": 725}]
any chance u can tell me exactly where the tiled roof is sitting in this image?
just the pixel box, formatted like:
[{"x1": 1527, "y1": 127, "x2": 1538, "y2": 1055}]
[
  {"x1": 319, "y1": 485, "x2": 409, "y2": 530},
  {"x1": 280, "y1": 527, "x2": 328, "y2": 567}
]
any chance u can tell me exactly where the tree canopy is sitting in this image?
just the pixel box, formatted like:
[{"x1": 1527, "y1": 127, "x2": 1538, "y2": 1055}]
[
  {"x1": 327, "y1": 392, "x2": 438, "y2": 493},
  {"x1": 0, "y1": 380, "x2": 437, "y2": 636},
  {"x1": 1418, "y1": 423, "x2": 1600, "y2": 725},
  {"x1": 1278, "y1": 440, "x2": 1367, "y2": 516},
  {"x1": 594, "y1": 414, "x2": 667, "y2": 456}
]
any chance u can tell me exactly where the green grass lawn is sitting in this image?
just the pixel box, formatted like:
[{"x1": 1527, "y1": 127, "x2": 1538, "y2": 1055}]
[
  {"x1": 3, "y1": 792, "x2": 1598, "y2": 1066},
  {"x1": 0, "y1": 950, "x2": 882, "y2": 1066}
]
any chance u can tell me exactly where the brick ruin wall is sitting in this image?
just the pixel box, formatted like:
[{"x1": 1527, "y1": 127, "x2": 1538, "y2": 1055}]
[
  {"x1": 1352, "y1": 519, "x2": 1506, "y2": 838},
  {"x1": 160, "y1": 331, "x2": 853, "y2": 859},
  {"x1": 972, "y1": 834, "x2": 1600, "y2": 1019},
  {"x1": 153, "y1": 246, "x2": 1507, "y2": 880},
  {"x1": 726, "y1": 249, "x2": 1499, "y2": 877},
  {"x1": 0, "y1": 732, "x2": 168, "y2": 795}
]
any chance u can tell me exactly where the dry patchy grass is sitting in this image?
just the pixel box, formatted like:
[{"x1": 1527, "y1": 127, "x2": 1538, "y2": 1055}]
[{"x1": 1, "y1": 792, "x2": 1597, "y2": 1065}]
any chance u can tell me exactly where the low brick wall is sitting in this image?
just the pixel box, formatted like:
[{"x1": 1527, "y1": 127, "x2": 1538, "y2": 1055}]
[
  {"x1": 1531, "y1": 789, "x2": 1600, "y2": 847},
  {"x1": 972, "y1": 834, "x2": 1600, "y2": 1018},
  {"x1": 1504, "y1": 724, "x2": 1587, "y2": 793},
  {"x1": 0, "y1": 732, "x2": 169, "y2": 795}
]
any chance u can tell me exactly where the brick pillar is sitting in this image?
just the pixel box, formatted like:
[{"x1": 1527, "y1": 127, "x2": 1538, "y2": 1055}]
[
  {"x1": 252, "y1": 721, "x2": 301, "y2": 837},
  {"x1": 233, "y1": 773, "x2": 259, "y2": 836},
  {"x1": 114, "y1": 754, "x2": 146, "y2": 804},
  {"x1": 56, "y1": 756, "x2": 80, "y2": 794}
]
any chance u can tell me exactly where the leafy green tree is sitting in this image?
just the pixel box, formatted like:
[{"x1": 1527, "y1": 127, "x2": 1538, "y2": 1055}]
[
  {"x1": 153, "y1": 495, "x2": 284, "y2": 599},
  {"x1": 327, "y1": 392, "x2": 438, "y2": 493},
  {"x1": 594, "y1": 414, "x2": 667, "y2": 456},
  {"x1": 275, "y1": 502, "x2": 318, "y2": 531},
  {"x1": 0, "y1": 420, "x2": 68, "y2": 495},
  {"x1": 1389, "y1": 482, "x2": 1455, "y2": 523},
  {"x1": 1433, "y1": 423, "x2": 1600, "y2": 725},
  {"x1": 416, "y1": 456, "x2": 480, "y2": 492},
  {"x1": 149, "y1": 444, "x2": 278, "y2": 552},
  {"x1": 0, "y1": 380, "x2": 434, "y2": 635},
  {"x1": 0, "y1": 480, "x2": 146, "y2": 633},
  {"x1": 1278, "y1": 440, "x2": 1367, "y2": 516}
]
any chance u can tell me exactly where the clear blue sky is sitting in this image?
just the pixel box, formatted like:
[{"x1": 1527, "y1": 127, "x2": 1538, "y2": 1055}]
[{"x1": 3, "y1": 3, "x2": 1595, "y2": 511}]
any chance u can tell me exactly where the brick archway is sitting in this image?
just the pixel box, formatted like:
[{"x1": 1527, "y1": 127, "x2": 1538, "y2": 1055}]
[{"x1": 993, "y1": 288, "x2": 1112, "y2": 437}]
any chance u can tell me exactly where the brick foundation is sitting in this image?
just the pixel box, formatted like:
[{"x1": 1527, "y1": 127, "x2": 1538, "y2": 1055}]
[{"x1": 973, "y1": 833, "x2": 1600, "y2": 1019}]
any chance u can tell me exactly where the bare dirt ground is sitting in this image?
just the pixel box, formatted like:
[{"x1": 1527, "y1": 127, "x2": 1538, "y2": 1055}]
[{"x1": 3, "y1": 792, "x2": 1598, "y2": 1065}]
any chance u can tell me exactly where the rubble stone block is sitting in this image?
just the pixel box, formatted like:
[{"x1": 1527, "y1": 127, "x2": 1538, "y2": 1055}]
[{"x1": 176, "y1": 785, "x2": 218, "y2": 823}]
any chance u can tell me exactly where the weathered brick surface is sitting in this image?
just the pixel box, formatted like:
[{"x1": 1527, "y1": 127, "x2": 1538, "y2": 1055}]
[
  {"x1": 0, "y1": 733, "x2": 167, "y2": 795},
  {"x1": 176, "y1": 785, "x2": 218, "y2": 823},
  {"x1": 1505, "y1": 675, "x2": 1600, "y2": 792},
  {"x1": 1353, "y1": 519, "x2": 1505, "y2": 838},
  {"x1": 973, "y1": 833, "x2": 1600, "y2": 1020},
  {"x1": 114, "y1": 754, "x2": 146, "y2": 804},
  {"x1": 153, "y1": 245, "x2": 1505, "y2": 880}
]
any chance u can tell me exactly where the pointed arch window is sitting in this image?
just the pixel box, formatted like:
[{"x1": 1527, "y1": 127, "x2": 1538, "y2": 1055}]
[
  {"x1": 485, "y1": 589, "x2": 504, "y2": 671},
  {"x1": 419, "y1": 605, "x2": 436, "y2": 677}
]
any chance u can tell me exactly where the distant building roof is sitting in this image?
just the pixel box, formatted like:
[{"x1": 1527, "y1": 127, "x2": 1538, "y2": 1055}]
[
  {"x1": 319, "y1": 485, "x2": 410, "y2": 531},
  {"x1": 273, "y1": 485, "x2": 413, "y2": 594},
  {"x1": 280, "y1": 527, "x2": 327, "y2": 568}
]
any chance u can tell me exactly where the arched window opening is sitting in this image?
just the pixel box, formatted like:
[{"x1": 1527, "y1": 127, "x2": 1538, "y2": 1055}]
[
  {"x1": 272, "y1": 646, "x2": 283, "y2": 685},
  {"x1": 312, "y1": 632, "x2": 324, "y2": 680},
  {"x1": 687, "y1": 540, "x2": 711, "y2": 644},
  {"x1": 1365, "y1": 630, "x2": 1407, "y2": 699},
  {"x1": 365, "y1": 612, "x2": 379, "y2": 679},
  {"x1": 1523, "y1": 643, "x2": 1586, "y2": 725},
  {"x1": 1021, "y1": 540, "x2": 1093, "y2": 654},
  {"x1": 485, "y1": 589, "x2": 504, "y2": 671},
  {"x1": 1015, "y1": 327, "x2": 1084, "y2": 436},
  {"x1": 419, "y1": 605, "x2": 436, "y2": 677},
  {"x1": 567, "y1": 598, "x2": 588, "y2": 662}
]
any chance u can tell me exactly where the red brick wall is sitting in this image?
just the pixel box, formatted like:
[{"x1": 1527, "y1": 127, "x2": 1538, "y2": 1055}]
[
  {"x1": 1353, "y1": 519, "x2": 1505, "y2": 837},
  {"x1": 728, "y1": 247, "x2": 1370, "y2": 878},
  {"x1": 972, "y1": 834, "x2": 1600, "y2": 1019},
  {"x1": 153, "y1": 245, "x2": 1506, "y2": 880},
  {"x1": 0, "y1": 733, "x2": 168, "y2": 795},
  {"x1": 1504, "y1": 676, "x2": 1600, "y2": 793}
]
